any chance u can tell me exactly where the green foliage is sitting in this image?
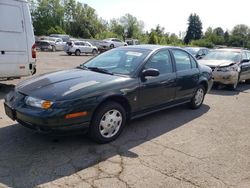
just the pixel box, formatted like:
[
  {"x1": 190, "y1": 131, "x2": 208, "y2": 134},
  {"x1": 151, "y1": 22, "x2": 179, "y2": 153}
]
[
  {"x1": 47, "y1": 26, "x2": 66, "y2": 35},
  {"x1": 148, "y1": 31, "x2": 158, "y2": 44},
  {"x1": 190, "y1": 39, "x2": 214, "y2": 48},
  {"x1": 184, "y1": 13, "x2": 203, "y2": 44}
]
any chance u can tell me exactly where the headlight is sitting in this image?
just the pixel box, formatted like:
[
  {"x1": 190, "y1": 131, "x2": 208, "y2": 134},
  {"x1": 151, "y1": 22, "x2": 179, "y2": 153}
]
[
  {"x1": 25, "y1": 96, "x2": 53, "y2": 109},
  {"x1": 217, "y1": 64, "x2": 239, "y2": 72}
]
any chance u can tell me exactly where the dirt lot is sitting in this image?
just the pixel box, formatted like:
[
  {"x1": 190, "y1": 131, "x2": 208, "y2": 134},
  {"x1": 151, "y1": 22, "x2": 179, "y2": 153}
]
[{"x1": 0, "y1": 52, "x2": 250, "y2": 188}]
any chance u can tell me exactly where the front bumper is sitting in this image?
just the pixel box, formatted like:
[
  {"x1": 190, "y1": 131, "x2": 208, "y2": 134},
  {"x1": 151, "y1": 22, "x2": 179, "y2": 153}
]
[
  {"x1": 4, "y1": 94, "x2": 91, "y2": 134},
  {"x1": 212, "y1": 70, "x2": 239, "y2": 85}
]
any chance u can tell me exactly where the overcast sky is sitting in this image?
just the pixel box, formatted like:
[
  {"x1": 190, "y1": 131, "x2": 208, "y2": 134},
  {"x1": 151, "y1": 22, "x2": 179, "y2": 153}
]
[{"x1": 79, "y1": 0, "x2": 249, "y2": 35}]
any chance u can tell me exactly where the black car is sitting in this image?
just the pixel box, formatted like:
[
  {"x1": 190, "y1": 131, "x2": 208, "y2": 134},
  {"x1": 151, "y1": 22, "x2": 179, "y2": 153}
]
[
  {"x1": 184, "y1": 47, "x2": 209, "y2": 59},
  {"x1": 4, "y1": 45, "x2": 213, "y2": 143}
]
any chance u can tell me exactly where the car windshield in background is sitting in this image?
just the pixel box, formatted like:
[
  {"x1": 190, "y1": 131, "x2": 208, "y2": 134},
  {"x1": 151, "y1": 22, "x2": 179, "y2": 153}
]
[
  {"x1": 185, "y1": 48, "x2": 199, "y2": 56},
  {"x1": 83, "y1": 48, "x2": 151, "y2": 75},
  {"x1": 203, "y1": 51, "x2": 241, "y2": 62}
]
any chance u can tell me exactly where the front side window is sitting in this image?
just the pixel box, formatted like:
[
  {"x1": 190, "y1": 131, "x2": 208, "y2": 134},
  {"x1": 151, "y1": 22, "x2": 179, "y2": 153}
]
[
  {"x1": 172, "y1": 49, "x2": 192, "y2": 71},
  {"x1": 144, "y1": 50, "x2": 173, "y2": 74}
]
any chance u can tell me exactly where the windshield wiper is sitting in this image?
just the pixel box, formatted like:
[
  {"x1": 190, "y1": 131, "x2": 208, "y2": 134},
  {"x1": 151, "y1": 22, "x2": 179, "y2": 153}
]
[{"x1": 87, "y1": 67, "x2": 114, "y2": 75}]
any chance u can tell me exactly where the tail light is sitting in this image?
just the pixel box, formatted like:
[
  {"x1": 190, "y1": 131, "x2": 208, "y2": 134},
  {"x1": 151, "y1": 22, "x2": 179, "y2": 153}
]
[{"x1": 32, "y1": 44, "x2": 36, "y2": 58}]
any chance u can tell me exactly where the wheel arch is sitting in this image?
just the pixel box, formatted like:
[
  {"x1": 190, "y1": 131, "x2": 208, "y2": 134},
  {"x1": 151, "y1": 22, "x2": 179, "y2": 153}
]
[
  {"x1": 91, "y1": 95, "x2": 132, "y2": 122},
  {"x1": 199, "y1": 80, "x2": 208, "y2": 93}
]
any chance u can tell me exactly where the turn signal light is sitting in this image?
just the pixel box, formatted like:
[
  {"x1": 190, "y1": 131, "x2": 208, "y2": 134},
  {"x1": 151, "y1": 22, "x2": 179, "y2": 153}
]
[
  {"x1": 65, "y1": 112, "x2": 88, "y2": 119},
  {"x1": 41, "y1": 101, "x2": 53, "y2": 109}
]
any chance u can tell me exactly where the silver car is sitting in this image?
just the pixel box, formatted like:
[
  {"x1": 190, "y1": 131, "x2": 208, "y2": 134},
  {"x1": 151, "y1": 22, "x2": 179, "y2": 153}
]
[
  {"x1": 100, "y1": 38, "x2": 127, "y2": 49},
  {"x1": 199, "y1": 48, "x2": 250, "y2": 90},
  {"x1": 64, "y1": 41, "x2": 98, "y2": 56},
  {"x1": 39, "y1": 37, "x2": 65, "y2": 51}
]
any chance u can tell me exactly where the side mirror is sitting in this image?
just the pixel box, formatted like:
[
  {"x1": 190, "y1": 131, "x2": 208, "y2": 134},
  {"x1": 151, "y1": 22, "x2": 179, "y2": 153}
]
[
  {"x1": 241, "y1": 59, "x2": 250, "y2": 63},
  {"x1": 142, "y1": 68, "x2": 160, "y2": 77}
]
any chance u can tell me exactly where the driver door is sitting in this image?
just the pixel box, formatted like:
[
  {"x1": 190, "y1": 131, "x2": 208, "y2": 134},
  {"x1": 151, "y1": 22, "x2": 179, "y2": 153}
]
[{"x1": 139, "y1": 49, "x2": 176, "y2": 111}]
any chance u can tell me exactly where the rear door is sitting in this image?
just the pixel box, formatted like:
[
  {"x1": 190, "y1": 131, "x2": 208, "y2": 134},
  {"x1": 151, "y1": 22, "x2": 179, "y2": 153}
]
[
  {"x1": 171, "y1": 49, "x2": 200, "y2": 100},
  {"x1": 0, "y1": 1, "x2": 28, "y2": 77}
]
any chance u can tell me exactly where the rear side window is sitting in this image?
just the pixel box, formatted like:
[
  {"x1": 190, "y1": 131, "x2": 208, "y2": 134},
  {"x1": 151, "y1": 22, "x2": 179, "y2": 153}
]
[
  {"x1": 172, "y1": 49, "x2": 192, "y2": 71},
  {"x1": 0, "y1": 4, "x2": 23, "y2": 33}
]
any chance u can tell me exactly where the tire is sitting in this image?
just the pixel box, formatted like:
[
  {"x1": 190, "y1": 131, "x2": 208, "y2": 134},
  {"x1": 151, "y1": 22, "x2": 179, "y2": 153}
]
[
  {"x1": 92, "y1": 49, "x2": 98, "y2": 55},
  {"x1": 189, "y1": 85, "x2": 205, "y2": 109},
  {"x1": 89, "y1": 102, "x2": 126, "y2": 144},
  {"x1": 67, "y1": 52, "x2": 72, "y2": 56},
  {"x1": 110, "y1": 44, "x2": 114, "y2": 49},
  {"x1": 51, "y1": 46, "x2": 56, "y2": 52},
  {"x1": 75, "y1": 49, "x2": 81, "y2": 56}
]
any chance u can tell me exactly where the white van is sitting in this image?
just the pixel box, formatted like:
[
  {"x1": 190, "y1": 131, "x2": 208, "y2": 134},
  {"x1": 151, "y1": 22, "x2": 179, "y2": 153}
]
[{"x1": 0, "y1": 0, "x2": 36, "y2": 80}]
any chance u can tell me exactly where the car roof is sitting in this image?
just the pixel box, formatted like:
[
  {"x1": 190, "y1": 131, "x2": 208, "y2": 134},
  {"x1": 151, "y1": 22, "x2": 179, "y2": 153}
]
[
  {"x1": 213, "y1": 48, "x2": 249, "y2": 52},
  {"x1": 119, "y1": 44, "x2": 182, "y2": 51}
]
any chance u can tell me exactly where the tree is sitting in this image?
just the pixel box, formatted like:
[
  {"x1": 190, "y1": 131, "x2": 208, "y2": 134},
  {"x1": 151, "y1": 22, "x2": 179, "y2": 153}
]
[
  {"x1": 184, "y1": 13, "x2": 203, "y2": 44},
  {"x1": 213, "y1": 27, "x2": 224, "y2": 37},
  {"x1": 120, "y1": 13, "x2": 144, "y2": 39},
  {"x1": 148, "y1": 31, "x2": 158, "y2": 44}
]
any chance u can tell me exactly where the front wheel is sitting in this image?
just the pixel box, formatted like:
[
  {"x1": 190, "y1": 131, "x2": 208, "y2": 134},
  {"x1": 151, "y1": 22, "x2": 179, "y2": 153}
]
[
  {"x1": 67, "y1": 52, "x2": 72, "y2": 56},
  {"x1": 245, "y1": 79, "x2": 250, "y2": 84},
  {"x1": 51, "y1": 46, "x2": 56, "y2": 52},
  {"x1": 89, "y1": 102, "x2": 126, "y2": 144},
  {"x1": 189, "y1": 85, "x2": 205, "y2": 109}
]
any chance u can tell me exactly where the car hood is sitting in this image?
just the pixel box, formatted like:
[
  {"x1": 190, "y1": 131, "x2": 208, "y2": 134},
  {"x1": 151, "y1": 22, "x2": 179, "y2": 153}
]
[
  {"x1": 198, "y1": 59, "x2": 235, "y2": 67},
  {"x1": 16, "y1": 69, "x2": 130, "y2": 101}
]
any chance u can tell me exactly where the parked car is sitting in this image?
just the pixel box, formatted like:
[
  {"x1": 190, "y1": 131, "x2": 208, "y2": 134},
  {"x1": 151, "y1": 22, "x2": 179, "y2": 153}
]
[
  {"x1": 125, "y1": 39, "x2": 139, "y2": 45},
  {"x1": 0, "y1": 0, "x2": 36, "y2": 80},
  {"x1": 49, "y1": 34, "x2": 70, "y2": 43},
  {"x1": 4, "y1": 45, "x2": 213, "y2": 143},
  {"x1": 98, "y1": 38, "x2": 128, "y2": 52},
  {"x1": 38, "y1": 37, "x2": 65, "y2": 51},
  {"x1": 185, "y1": 47, "x2": 209, "y2": 59},
  {"x1": 199, "y1": 48, "x2": 250, "y2": 90},
  {"x1": 64, "y1": 41, "x2": 98, "y2": 56}
]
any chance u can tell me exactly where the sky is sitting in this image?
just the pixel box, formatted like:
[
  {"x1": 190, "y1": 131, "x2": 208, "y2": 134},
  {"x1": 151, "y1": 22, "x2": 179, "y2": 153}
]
[{"x1": 79, "y1": 0, "x2": 250, "y2": 36}]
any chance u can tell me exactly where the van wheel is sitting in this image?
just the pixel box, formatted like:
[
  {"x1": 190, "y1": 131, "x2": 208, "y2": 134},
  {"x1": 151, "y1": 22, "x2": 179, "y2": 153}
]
[
  {"x1": 189, "y1": 85, "x2": 205, "y2": 109},
  {"x1": 51, "y1": 46, "x2": 56, "y2": 52},
  {"x1": 89, "y1": 102, "x2": 126, "y2": 144},
  {"x1": 75, "y1": 50, "x2": 81, "y2": 56}
]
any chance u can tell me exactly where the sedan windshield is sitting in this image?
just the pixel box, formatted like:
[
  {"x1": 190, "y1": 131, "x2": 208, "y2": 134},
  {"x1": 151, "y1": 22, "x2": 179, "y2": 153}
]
[
  {"x1": 203, "y1": 51, "x2": 241, "y2": 62},
  {"x1": 83, "y1": 48, "x2": 151, "y2": 75}
]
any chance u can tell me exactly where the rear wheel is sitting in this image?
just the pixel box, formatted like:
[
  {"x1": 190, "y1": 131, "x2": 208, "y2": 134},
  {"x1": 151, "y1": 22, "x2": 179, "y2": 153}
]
[
  {"x1": 89, "y1": 102, "x2": 126, "y2": 144},
  {"x1": 189, "y1": 85, "x2": 205, "y2": 109},
  {"x1": 75, "y1": 49, "x2": 81, "y2": 56}
]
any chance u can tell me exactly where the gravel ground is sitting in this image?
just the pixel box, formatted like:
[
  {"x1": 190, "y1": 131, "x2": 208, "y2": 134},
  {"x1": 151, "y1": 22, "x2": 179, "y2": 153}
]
[{"x1": 0, "y1": 51, "x2": 250, "y2": 188}]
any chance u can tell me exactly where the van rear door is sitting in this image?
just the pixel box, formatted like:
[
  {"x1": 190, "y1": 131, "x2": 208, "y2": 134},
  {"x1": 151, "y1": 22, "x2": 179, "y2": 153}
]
[{"x1": 0, "y1": 0, "x2": 31, "y2": 78}]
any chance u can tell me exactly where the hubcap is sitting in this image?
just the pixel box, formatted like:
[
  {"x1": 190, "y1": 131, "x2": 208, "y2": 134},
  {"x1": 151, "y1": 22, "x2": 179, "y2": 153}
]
[
  {"x1": 99, "y1": 109, "x2": 122, "y2": 138},
  {"x1": 194, "y1": 88, "x2": 204, "y2": 106}
]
